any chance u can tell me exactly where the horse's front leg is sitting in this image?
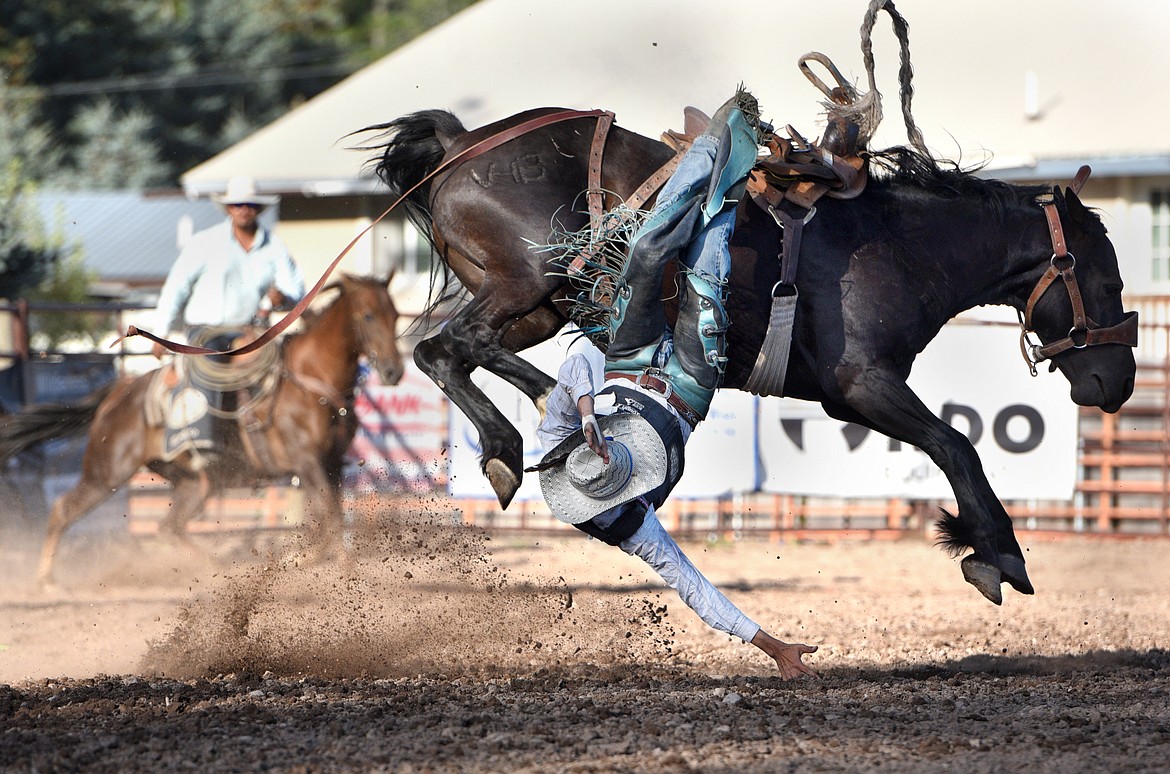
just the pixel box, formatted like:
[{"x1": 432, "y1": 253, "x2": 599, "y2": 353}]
[
  {"x1": 415, "y1": 335, "x2": 532, "y2": 509},
  {"x1": 828, "y1": 368, "x2": 1031, "y2": 605}
]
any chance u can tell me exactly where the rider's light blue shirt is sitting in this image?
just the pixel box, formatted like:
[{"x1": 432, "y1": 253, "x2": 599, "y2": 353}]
[{"x1": 154, "y1": 220, "x2": 305, "y2": 334}]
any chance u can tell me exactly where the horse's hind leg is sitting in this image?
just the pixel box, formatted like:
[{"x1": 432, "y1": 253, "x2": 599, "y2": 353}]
[
  {"x1": 37, "y1": 479, "x2": 119, "y2": 590},
  {"x1": 415, "y1": 289, "x2": 560, "y2": 508},
  {"x1": 157, "y1": 474, "x2": 213, "y2": 554}
]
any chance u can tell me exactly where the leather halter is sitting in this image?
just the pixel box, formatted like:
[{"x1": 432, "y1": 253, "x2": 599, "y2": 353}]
[{"x1": 1019, "y1": 167, "x2": 1138, "y2": 375}]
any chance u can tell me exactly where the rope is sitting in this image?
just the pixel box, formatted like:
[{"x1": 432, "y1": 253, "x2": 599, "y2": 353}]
[
  {"x1": 183, "y1": 328, "x2": 282, "y2": 392},
  {"x1": 859, "y1": 0, "x2": 929, "y2": 155}
]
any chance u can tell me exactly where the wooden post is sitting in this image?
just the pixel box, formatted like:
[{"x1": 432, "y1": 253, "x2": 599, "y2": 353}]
[
  {"x1": 886, "y1": 498, "x2": 905, "y2": 531},
  {"x1": 1096, "y1": 411, "x2": 1116, "y2": 533}
]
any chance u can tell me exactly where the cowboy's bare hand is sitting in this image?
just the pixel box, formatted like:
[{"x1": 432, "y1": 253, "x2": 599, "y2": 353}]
[
  {"x1": 751, "y1": 630, "x2": 819, "y2": 680},
  {"x1": 151, "y1": 341, "x2": 166, "y2": 359}
]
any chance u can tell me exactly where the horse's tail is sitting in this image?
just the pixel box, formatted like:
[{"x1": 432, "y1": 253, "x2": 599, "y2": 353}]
[
  {"x1": 0, "y1": 382, "x2": 114, "y2": 462},
  {"x1": 355, "y1": 109, "x2": 471, "y2": 333},
  {"x1": 358, "y1": 109, "x2": 468, "y2": 241}
]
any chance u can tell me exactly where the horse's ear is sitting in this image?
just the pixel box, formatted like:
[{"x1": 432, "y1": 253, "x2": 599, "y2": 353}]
[
  {"x1": 384, "y1": 268, "x2": 397, "y2": 288},
  {"x1": 1061, "y1": 184, "x2": 1092, "y2": 222},
  {"x1": 1070, "y1": 165, "x2": 1091, "y2": 196},
  {"x1": 1063, "y1": 165, "x2": 1092, "y2": 219}
]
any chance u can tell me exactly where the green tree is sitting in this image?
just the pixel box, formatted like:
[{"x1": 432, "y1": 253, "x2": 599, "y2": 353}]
[
  {"x1": 0, "y1": 162, "x2": 62, "y2": 300},
  {"x1": 0, "y1": 0, "x2": 481, "y2": 190},
  {"x1": 66, "y1": 99, "x2": 169, "y2": 190},
  {"x1": 26, "y1": 250, "x2": 110, "y2": 351},
  {"x1": 0, "y1": 86, "x2": 68, "y2": 187},
  {"x1": 0, "y1": 162, "x2": 106, "y2": 349}
]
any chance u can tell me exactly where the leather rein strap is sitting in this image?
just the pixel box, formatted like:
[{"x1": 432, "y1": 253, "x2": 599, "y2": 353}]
[
  {"x1": 1019, "y1": 165, "x2": 1138, "y2": 374},
  {"x1": 124, "y1": 108, "x2": 615, "y2": 357}
]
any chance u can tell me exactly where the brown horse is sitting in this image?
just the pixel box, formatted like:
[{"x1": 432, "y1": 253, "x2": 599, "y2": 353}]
[
  {"x1": 362, "y1": 109, "x2": 1137, "y2": 605},
  {"x1": 0, "y1": 275, "x2": 404, "y2": 588}
]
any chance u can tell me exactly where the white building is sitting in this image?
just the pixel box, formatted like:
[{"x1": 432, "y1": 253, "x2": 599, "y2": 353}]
[{"x1": 180, "y1": 0, "x2": 1170, "y2": 316}]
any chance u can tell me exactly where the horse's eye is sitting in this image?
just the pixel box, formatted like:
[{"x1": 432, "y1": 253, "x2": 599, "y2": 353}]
[{"x1": 1105, "y1": 283, "x2": 1122, "y2": 297}]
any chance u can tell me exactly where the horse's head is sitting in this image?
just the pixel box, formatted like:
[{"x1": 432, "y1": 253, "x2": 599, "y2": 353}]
[
  {"x1": 337, "y1": 272, "x2": 405, "y2": 386},
  {"x1": 1020, "y1": 178, "x2": 1137, "y2": 413}
]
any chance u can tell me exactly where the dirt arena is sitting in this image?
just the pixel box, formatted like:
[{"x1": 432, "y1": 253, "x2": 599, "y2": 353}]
[{"x1": 2, "y1": 499, "x2": 1168, "y2": 772}]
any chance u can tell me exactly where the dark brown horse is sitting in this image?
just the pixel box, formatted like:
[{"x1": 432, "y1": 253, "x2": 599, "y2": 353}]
[
  {"x1": 0, "y1": 275, "x2": 404, "y2": 588},
  {"x1": 362, "y1": 108, "x2": 1137, "y2": 605}
]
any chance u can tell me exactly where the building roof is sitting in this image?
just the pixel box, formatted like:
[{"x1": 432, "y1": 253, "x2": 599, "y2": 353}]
[
  {"x1": 34, "y1": 191, "x2": 224, "y2": 287},
  {"x1": 183, "y1": 0, "x2": 1170, "y2": 196}
]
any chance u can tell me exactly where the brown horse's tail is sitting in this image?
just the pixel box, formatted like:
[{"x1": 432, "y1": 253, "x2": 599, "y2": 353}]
[{"x1": 0, "y1": 382, "x2": 114, "y2": 462}]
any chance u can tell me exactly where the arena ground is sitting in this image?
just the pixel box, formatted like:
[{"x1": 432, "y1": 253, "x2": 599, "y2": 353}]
[{"x1": 1, "y1": 500, "x2": 1168, "y2": 772}]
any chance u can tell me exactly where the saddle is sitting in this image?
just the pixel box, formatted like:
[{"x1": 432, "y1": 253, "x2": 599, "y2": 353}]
[
  {"x1": 145, "y1": 328, "x2": 283, "y2": 466},
  {"x1": 569, "y1": 86, "x2": 870, "y2": 397}
]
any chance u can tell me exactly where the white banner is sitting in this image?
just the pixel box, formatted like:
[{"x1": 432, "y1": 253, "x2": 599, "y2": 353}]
[
  {"x1": 758, "y1": 319, "x2": 1078, "y2": 500},
  {"x1": 346, "y1": 363, "x2": 449, "y2": 494},
  {"x1": 448, "y1": 317, "x2": 1079, "y2": 503}
]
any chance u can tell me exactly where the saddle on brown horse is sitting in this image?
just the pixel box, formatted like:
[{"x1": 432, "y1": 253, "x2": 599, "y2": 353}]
[{"x1": 146, "y1": 327, "x2": 282, "y2": 465}]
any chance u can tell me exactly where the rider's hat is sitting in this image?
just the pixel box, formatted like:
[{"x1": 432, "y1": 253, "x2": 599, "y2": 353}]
[
  {"x1": 537, "y1": 412, "x2": 668, "y2": 524},
  {"x1": 213, "y1": 175, "x2": 280, "y2": 208}
]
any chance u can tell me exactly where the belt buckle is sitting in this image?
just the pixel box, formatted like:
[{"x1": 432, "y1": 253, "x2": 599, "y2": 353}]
[{"x1": 636, "y1": 368, "x2": 672, "y2": 400}]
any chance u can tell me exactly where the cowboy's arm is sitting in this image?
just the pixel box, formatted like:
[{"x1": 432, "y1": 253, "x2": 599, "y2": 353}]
[
  {"x1": 619, "y1": 512, "x2": 818, "y2": 679},
  {"x1": 268, "y1": 241, "x2": 305, "y2": 308},
  {"x1": 154, "y1": 247, "x2": 201, "y2": 336},
  {"x1": 150, "y1": 244, "x2": 205, "y2": 357}
]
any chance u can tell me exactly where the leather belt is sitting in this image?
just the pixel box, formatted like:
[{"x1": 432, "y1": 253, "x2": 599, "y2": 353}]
[{"x1": 604, "y1": 371, "x2": 702, "y2": 429}]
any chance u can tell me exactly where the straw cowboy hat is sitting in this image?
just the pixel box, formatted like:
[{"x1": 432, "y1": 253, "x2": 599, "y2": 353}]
[
  {"x1": 536, "y1": 412, "x2": 669, "y2": 524},
  {"x1": 213, "y1": 175, "x2": 280, "y2": 207}
]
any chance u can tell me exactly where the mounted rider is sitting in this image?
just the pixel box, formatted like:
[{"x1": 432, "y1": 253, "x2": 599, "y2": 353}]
[{"x1": 150, "y1": 176, "x2": 305, "y2": 466}]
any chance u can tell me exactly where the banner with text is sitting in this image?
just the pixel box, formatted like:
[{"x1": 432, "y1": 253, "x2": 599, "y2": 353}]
[
  {"x1": 346, "y1": 364, "x2": 449, "y2": 494},
  {"x1": 757, "y1": 322, "x2": 1078, "y2": 500}
]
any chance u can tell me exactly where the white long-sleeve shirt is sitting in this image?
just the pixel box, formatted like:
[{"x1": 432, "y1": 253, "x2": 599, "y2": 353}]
[
  {"x1": 537, "y1": 354, "x2": 761, "y2": 643},
  {"x1": 154, "y1": 220, "x2": 305, "y2": 335}
]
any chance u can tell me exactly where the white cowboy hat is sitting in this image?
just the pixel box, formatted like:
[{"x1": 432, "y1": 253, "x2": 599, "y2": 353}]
[
  {"x1": 537, "y1": 412, "x2": 669, "y2": 524},
  {"x1": 213, "y1": 175, "x2": 280, "y2": 207}
]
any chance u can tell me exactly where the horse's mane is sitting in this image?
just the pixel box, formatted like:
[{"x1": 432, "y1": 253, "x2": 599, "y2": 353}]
[{"x1": 867, "y1": 146, "x2": 1054, "y2": 219}]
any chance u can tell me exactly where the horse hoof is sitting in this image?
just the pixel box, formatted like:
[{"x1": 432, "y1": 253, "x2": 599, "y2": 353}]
[
  {"x1": 485, "y1": 458, "x2": 519, "y2": 509},
  {"x1": 961, "y1": 555, "x2": 1003, "y2": 605},
  {"x1": 998, "y1": 553, "x2": 1035, "y2": 595}
]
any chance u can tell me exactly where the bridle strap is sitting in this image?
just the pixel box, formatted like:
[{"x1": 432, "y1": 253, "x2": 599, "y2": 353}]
[
  {"x1": 567, "y1": 111, "x2": 681, "y2": 276},
  {"x1": 1019, "y1": 167, "x2": 1138, "y2": 372},
  {"x1": 586, "y1": 112, "x2": 615, "y2": 225}
]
